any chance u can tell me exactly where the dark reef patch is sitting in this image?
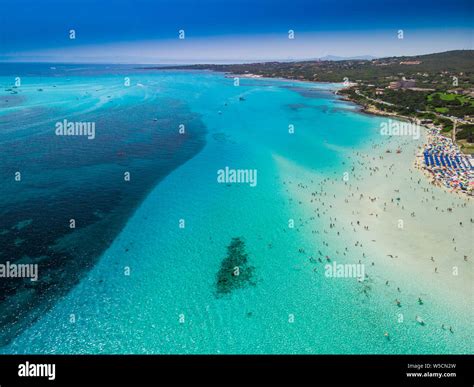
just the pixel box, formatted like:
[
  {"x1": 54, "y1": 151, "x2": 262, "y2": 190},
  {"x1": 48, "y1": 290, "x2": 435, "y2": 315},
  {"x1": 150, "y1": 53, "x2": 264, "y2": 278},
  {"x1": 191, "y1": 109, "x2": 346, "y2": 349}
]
[
  {"x1": 215, "y1": 237, "x2": 256, "y2": 298},
  {"x1": 282, "y1": 85, "x2": 333, "y2": 99},
  {"x1": 0, "y1": 94, "x2": 207, "y2": 346},
  {"x1": 0, "y1": 94, "x2": 26, "y2": 108}
]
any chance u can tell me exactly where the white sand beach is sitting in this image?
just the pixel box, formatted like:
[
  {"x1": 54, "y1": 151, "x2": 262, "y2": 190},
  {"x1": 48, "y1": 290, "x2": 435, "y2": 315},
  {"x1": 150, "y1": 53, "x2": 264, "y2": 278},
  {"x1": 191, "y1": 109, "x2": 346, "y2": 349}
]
[{"x1": 275, "y1": 125, "x2": 473, "y2": 344}]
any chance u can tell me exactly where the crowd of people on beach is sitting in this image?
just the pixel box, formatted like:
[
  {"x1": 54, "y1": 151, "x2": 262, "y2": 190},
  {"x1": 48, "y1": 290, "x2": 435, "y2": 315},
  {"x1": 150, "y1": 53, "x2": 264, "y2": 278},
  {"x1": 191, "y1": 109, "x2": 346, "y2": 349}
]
[
  {"x1": 279, "y1": 132, "x2": 471, "y2": 345},
  {"x1": 421, "y1": 128, "x2": 474, "y2": 195}
]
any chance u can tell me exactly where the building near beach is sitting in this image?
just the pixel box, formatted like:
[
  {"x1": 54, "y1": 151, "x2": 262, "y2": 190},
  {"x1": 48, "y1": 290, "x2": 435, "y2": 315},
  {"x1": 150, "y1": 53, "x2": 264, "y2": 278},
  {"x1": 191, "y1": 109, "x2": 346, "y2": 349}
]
[{"x1": 388, "y1": 79, "x2": 416, "y2": 89}]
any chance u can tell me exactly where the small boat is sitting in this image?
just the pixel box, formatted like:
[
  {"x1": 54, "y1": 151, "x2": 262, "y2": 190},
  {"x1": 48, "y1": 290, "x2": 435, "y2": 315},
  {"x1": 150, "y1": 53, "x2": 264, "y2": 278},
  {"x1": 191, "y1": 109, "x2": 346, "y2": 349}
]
[{"x1": 239, "y1": 96, "x2": 245, "y2": 101}]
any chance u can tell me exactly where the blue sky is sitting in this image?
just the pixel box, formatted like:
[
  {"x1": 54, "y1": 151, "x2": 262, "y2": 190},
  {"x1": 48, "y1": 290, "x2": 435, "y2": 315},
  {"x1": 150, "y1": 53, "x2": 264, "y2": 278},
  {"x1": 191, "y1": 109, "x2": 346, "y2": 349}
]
[{"x1": 0, "y1": 0, "x2": 472, "y2": 63}]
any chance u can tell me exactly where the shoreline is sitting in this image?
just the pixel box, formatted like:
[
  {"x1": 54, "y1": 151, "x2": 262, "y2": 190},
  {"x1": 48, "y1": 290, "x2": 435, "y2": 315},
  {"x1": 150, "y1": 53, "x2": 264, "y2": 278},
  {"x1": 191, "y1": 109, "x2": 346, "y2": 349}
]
[
  {"x1": 223, "y1": 72, "x2": 344, "y2": 89},
  {"x1": 143, "y1": 66, "x2": 473, "y2": 198},
  {"x1": 234, "y1": 71, "x2": 473, "y2": 197},
  {"x1": 230, "y1": 71, "x2": 474, "y2": 197}
]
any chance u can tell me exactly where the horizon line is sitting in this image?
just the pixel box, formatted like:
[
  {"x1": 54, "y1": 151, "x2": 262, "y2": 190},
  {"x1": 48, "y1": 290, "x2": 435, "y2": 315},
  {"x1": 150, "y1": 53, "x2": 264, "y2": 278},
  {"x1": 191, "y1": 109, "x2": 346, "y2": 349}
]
[{"x1": 1, "y1": 49, "x2": 472, "y2": 66}]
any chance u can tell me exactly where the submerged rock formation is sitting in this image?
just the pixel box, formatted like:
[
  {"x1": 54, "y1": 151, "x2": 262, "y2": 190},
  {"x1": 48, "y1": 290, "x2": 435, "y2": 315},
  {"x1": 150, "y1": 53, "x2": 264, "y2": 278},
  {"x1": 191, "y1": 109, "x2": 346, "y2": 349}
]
[{"x1": 215, "y1": 237, "x2": 255, "y2": 297}]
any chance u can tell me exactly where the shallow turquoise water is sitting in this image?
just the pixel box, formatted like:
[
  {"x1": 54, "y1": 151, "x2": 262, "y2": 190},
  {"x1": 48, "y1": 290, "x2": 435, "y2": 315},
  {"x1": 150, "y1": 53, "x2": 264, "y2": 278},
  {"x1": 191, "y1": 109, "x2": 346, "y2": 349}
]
[{"x1": 0, "y1": 66, "x2": 471, "y2": 353}]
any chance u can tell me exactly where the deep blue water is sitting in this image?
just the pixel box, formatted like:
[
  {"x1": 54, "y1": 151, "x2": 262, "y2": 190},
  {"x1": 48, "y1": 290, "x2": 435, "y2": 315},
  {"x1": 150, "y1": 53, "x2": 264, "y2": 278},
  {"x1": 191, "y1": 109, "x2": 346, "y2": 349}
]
[{"x1": 0, "y1": 64, "x2": 207, "y2": 345}]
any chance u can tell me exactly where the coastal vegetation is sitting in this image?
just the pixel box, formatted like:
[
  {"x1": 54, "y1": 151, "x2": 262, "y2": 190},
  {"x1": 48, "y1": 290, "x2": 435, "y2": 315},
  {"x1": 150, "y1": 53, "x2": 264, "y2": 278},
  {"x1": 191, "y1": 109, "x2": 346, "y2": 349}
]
[
  {"x1": 456, "y1": 124, "x2": 474, "y2": 153},
  {"x1": 158, "y1": 50, "x2": 473, "y2": 87}
]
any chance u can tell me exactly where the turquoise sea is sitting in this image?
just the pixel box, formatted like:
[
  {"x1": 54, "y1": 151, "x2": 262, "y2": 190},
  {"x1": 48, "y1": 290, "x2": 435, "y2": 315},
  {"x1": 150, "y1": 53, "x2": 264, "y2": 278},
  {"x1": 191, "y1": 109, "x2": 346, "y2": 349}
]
[{"x1": 0, "y1": 64, "x2": 471, "y2": 353}]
